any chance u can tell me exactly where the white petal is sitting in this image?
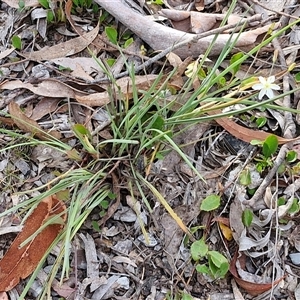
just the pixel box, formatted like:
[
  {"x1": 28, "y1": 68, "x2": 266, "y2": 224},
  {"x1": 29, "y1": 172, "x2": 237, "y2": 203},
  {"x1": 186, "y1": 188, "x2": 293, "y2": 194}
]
[
  {"x1": 266, "y1": 88, "x2": 274, "y2": 99},
  {"x1": 271, "y1": 83, "x2": 280, "y2": 90},
  {"x1": 258, "y1": 76, "x2": 267, "y2": 84},
  {"x1": 252, "y1": 83, "x2": 264, "y2": 90},
  {"x1": 259, "y1": 89, "x2": 266, "y2": 100},
  {"x1": 267, "y1": 76, "x2": 275, "y2": 83}
]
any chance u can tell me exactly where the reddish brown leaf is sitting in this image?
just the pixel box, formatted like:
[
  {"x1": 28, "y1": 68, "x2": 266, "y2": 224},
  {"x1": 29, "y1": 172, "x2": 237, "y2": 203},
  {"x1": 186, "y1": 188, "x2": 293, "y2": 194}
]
[
  {"x1": 0, "y1": 116, "x2": 15, "y2": 127},
  {"x1": 230, "y1": 251, "x2": 284, "y2": 296},
  {"x1": 214, "y1": 114, "x2": 300, "y2": 145},
  {"x1": 8, "y1": 101, "x2": 61, "y2": 140},
  {"x1": 0, "y1": 195, "x2": 66, "y2": 292},
  {"x1": 212, "y1": 216, "x2": 230, "y2": 227},
  {"x1": 65, "y1": 0, "x2": 81, "y2": 36}
]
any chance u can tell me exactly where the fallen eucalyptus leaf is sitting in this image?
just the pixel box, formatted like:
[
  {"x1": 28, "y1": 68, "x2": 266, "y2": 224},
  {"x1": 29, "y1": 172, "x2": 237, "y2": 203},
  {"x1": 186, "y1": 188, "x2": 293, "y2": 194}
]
[{"x1": 0, "y1": 195, "x2": 66, "y2": 291}]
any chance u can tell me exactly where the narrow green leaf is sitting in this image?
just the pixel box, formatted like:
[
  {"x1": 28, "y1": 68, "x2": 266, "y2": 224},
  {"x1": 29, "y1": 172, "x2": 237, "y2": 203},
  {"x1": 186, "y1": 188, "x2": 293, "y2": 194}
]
[
  {"x1": 38, "y1": 0, "x2": 49, "y2": 8},
  {"x1": 86, "y1": 0, "x2": 93, "y2": 8},
  {"x1": 200, "y1": 194, "x2": 220, "y2": 211}
]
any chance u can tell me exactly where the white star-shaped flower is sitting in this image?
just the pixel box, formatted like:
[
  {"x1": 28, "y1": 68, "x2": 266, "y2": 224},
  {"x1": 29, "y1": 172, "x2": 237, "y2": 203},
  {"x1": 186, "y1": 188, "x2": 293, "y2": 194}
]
[{"x1": 252, "y1": 76, "x2": 280, "y2": 100}]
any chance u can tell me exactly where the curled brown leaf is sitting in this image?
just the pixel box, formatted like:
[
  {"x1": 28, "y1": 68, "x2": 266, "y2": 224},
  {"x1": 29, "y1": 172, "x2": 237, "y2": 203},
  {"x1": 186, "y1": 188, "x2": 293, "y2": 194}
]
[
  {"x1": 229, "y1": 251, "x2": 284, "y2": 296},
  {"x1": 9, "y1": 101, "x2": 61, "y2": 140}
]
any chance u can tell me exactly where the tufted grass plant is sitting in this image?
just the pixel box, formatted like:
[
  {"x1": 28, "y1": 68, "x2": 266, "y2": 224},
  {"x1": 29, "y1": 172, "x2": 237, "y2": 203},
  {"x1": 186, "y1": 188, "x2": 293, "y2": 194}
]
[{"x1": 0, "y1": 1, "x2": 300, "y2": 297}]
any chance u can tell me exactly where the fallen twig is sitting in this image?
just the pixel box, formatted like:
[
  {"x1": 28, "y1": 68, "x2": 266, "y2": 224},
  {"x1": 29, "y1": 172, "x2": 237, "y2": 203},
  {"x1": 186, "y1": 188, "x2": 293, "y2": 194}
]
[
  {"x1": 243, "y1": 144, "x2": 291, "y2": 210},
  {"x1": 92, "y1": 9, "x2": 261, "y2": 83}
]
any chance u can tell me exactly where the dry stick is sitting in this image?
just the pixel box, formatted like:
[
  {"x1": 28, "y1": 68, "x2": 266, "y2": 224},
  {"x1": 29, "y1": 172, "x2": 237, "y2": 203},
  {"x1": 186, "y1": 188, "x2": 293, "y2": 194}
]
[
  {"x1": 272, "y1": 40, "x2": 296, "y2": 138},
  {"x1": 92, "y1": 14, "x2": 262, "y2": 83},
  {"x1": 243, "y1": 144, "x2": 291, "y2": 210},
  {"x1": 279, "y1": 0, "x2": 299, "y2": 27},
  {"x1": 237, "y1": 0, "x2": 255, "y2": 15},
  {"x1": 243, "y1": 4, "x2": 296, "y2": 211},
  {"x1": 247, "y1": 0, "x2": 299, "y2": 20},
  {"x1": 256, "y1": 1, "x2": 297, "y2": 140},
  {"x1": 271, "y1": 27, "x2": 298, "y2": 140},
  {"x1": 282, "y1": 73, "x2": 296, "y2": 139}
]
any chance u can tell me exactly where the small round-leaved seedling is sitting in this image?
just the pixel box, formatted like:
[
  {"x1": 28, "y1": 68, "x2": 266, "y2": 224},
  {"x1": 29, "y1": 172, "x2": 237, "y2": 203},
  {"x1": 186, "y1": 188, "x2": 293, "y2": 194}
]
[
  {"x1": 256, "y1": 116, "x2": 267, "y2": 128},
  {"x1": 105, "y1": 26, "x2": 118, "y2": 45},
  {"x1": 239, "y1": 168, "x2": 251, "y2": 186},
  {"x1": 11, "y1": 35, "x2": 22, "y2": 50},
  {"x1": 208, "y1": 251, "x2": 229, "y2": 278},
  {"x1": 262, "y1": 135, "x2": 278, "y2": 158},
  {"x1": 200, "y1": 194, "x2": 221, "y2": 211},
  {"x1": 286, "y1": 150, "x2": 297, "y2": 163},
  {"x1": 191, "y1": 239, "x2": 208, "y2": 261},
  {"x1": 230, "y1": 52, "x2": 243, "y2": 76},
  {"x1": 242, "y1": 208, "x2": 253, "y2": 227}
]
